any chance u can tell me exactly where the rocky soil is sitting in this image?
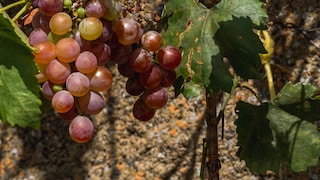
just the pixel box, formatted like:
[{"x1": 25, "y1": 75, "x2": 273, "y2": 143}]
[{"x1": 1, "y1": 0, "x2": 320, "y2": 180}]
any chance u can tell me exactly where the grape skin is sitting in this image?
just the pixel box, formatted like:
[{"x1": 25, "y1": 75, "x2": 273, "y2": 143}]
[
  {"x1": 52, "y1": 90, "x2": 74, "y2": 113},
  {"x1": 49, "y1": 12, "x2": 72, "y2": 35},
  {"x1": 55, "y1": 38, "x2": 81, "y2": 63},
  {"x1": 46, "y1": 59, "x2": 71, "y2": 84},
  {"x1": 75, "y1": 51, "x2": 98, "y2": 74},
  {"x1": 69, "y1": 116, "x2": 94, "y2": 143},
  {"x1": 66, "y1": 72, "x2": 90, "y2": 97}
]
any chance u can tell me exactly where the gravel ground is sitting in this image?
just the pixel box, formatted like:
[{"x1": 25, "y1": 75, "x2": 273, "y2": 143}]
[{"x1": 1, "y1": 0, "x2": 320, "y2": 179}]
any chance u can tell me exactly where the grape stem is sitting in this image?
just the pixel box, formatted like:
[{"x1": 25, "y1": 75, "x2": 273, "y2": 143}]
[
  {"x1": 12, "y1": 2, "x2": 31, "y2": 22},
  {"x1": 205, "y1": 90, "x2": 220, "y2": 180},
  {"x1": 0, "y1": 0, "x2": 28, "y2": 13}
]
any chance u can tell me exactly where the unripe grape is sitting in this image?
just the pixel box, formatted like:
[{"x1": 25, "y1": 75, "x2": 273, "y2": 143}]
[
  {"x1": 79, "y1": 17, "x2": 103, "y2": 40},
  {"x1": 49, "y1": 12, "x2": 72, "y2": 35}
]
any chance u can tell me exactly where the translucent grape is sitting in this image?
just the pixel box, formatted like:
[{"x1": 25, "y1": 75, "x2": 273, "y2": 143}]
[
  {"x1": 66, "y1": 72, "x2": 90, "y2": 97},
  {"x1": 79, "y1": 17, "x2": 103, "y2": 41},
  {"x1": 32, "y1": 41, "x2": 56, "y2": 64},
  {"x1": 113, "y1": 18, "x2": 143, "y2": 45},
  {"x1": 133, "y1": 98, "x2": 155, "y2": 121},
  {"x1": 69, "y1": 116, "x2": 94, "y2": 143},
  {"x1": 88, "y1": 66, "x2": 113, "y2": 92},
  {"x1": 75, "y1": 51, "x2": 98, "y2": 74},
  {"x1": 55, "y1": 38, "x2": 80, "y2": 63},
  {"x1": 46, "y1": 59, "x2": 71, "y2": 84},
  {"x1": 78, "y1": 91, "x2": 105, "y2": 115},
  {"x1": 49, "y1": 12, "x2": 72, "y2": 35},
  {"x1": 141, "y1": 31, "x2": 162, "y2": 52},
  {"x1": 52, "y1": 90, "x2": 74, "y2": 113},
  {"x1": 157, "y1": 46, "x2": 182, "y2": 70}
]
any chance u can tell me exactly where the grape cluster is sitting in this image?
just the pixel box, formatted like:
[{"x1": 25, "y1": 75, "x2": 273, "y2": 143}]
[
  {"x1": 29, "y1": 0, "x2": 181, "y2": 143},
  {"x1": 112, "y1": 26, "x2": 182, "y2": 121}
]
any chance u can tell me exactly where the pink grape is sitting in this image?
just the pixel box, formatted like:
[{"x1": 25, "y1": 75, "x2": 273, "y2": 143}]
[
  {"x1": 29, "y1": 28, "x2": 48, "y2": 46},
  {"x1": 69, "y1": 116, "x2": 94, "y2": 143},
  {"x1": 52, "y1": 90, "x2": 74, "y2": 113},
  {"x1": 85, "y1": 0, "x2": 106, "y2": 18},
  {"x1": 75, "y1": 51, "x2": 98, "y2": 74},
  {"x1": 66, "y1": 72, "x2": 90, "y2": 97},
  {"x1": 78, "y1": 91, "x2": 105, "y2": 115},
  {"x1": 42, "y1": 80, "x2": 55, "y2": 100},
  {"x1": 38, "y1": 0, "x2": 63, "y2": 17},
  {"x1": 46, "y1": 59, "x2": 71, "y2": 84}
]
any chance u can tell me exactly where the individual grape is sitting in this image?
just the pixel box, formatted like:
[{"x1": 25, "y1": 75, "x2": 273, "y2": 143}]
[
  {"x1": 32, "y1": 41, "x2": 56, "y2": 64},
  {"x1": 66, "y1": 72, "x2": 90, "y2": 97},
  {"x1": 69, "y1": 116, "x2": 94, "y2": 143},
  {"x1": 78, "y1": 91, "x2": 105, "y2": 115},
  {"x1": 142, "y1": 86, "x2": 168, "y2": 109},
  {"x1": 49, "y1": 12, "x2": 72, "y2": 35},
  {"x1": 38, "y1": 0, "x2": 63, "y2": 17},
  {"x1": 102, "y1": 0, "x2": 122, "y2": 21},
  {"x1": 55, "y1": 38, "x2": 81, "y2": 63},
  {"x1": 46, "y1": 59, "x2": 71, "y2": 84},
  {"x1": 141, "y1": 31, "x2": 162, "y2": 52},
  {"x1": 96, "y1": 19, "x2": 113, "y2": 42},
  {"x1": 85, "y1": 0, "x2": 106, "y2": 18},
  {"x1": 58, "y1": 105, "x2": 78, "y2": 121},
  {"x1": 125, "y1": 75, "x2": 145, "y2": 96},
  {"x1": 129, "y1": 48, "x2": 153, "y2": 73},
  {"x1": 63, "y1": 0, "x2": 72, "y2": 8},
  {"x1": 79, "y1": 17, "x2": 103, "y2": 40},
  {"x1": 42, "y1": 80, "x2": 55, "y2": 100},
  {"x1": 52, "y1": 90, "x2": 74, "y2": 113},
  {"x1": 160, "y1": 69, "x2": 177, "y2": 87},
  {"x1": 113, "y1": 18, "x2": 143, "y2": 45},
  {"x1": 157, "y1": 46, "x2": 182, "y2": 70},
  {"x1": 76, "y1": 7, "x2": 86, "y2": 18},
  {"x1": 29, "y1": 28, "x2": 48, "y2": 46},
  {"x1": 88, "y1": 66, "x2": 113, "y2": 92},
  {"x1": 132, "y1": 98, "x2": 155, "y2": 121},
  {"x1": 75, "y1": 51, "x2": 98, "y2": 74},
  {"x1": 139, "y1": 65, "x2": 163, "y2": 89},
  {"x1": 90, "y1": 42, "x2": 111, "y2": 65},
  {"x1": 117, "y1": 62, "x2": 136, "y2": 77}
]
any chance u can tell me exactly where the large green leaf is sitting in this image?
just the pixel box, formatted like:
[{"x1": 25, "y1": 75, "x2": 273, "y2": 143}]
[
  {"x1": 235, "y1": 82, "x2": 320, "y2": 173},
  {"x1": 0, "y1": 14, "x2": 42, "y2": 129},
  {"x1": 235, "y1": 101, "x2": 281, "y2": 173},
  {"x1": 162, "y1": 0, "x2": 267, "y2": 97}
]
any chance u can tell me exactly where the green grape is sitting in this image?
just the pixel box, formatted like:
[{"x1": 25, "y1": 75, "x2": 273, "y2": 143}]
[
  {"x1": 77, "y1": 7, "x2": 86, "y2": 18},
  {"x1": 63, "y1": 0, "x2": 72, "y2": 8},
  {"x1": 78, "y1": 17, "x2": 103, "y2": 40}
]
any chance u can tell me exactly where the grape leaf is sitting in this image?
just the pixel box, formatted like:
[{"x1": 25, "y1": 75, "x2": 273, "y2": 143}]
[
  {"x1": 235, "y1": 101, "x2": 281, "y2": 173},
  {"x1": 162, "y1": 0, "x2": 267, "y2": 97},
  {"x1": 235, "y1": 82, "x2": 320, "y2": 173},
  {"x1": 0, "y1": 14, "x2": 42, "y2": 129}
]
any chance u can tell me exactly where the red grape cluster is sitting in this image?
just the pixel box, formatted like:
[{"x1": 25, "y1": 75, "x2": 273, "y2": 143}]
[
  {"x1": 29, "y1": 0, "x2": 181, "y2": 143},
  {"x1": 112, "y1": 21, "x2": 182, "y2": 121}
]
